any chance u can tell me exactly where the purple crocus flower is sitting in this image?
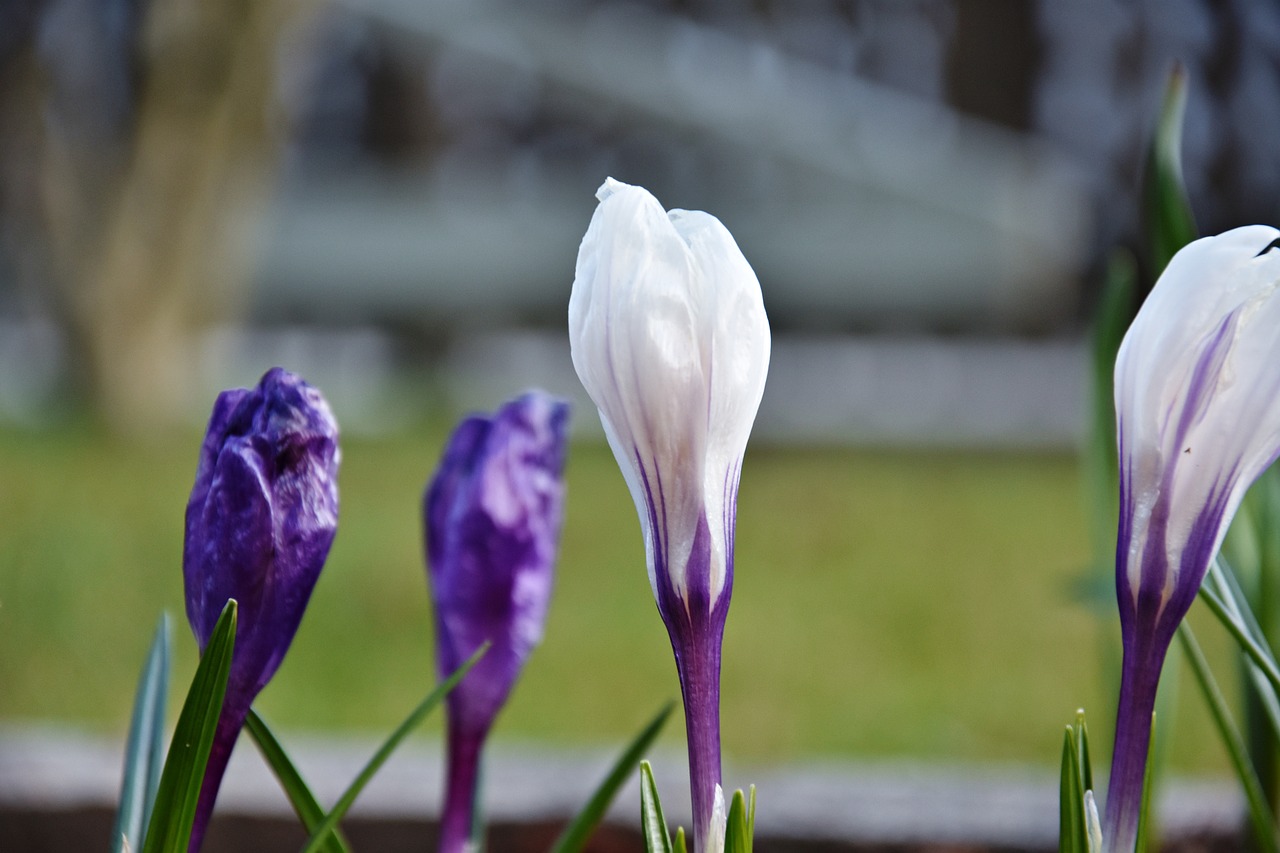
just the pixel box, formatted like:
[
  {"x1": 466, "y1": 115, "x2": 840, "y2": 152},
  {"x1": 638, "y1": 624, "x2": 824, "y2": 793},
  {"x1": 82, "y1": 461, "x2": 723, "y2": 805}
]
[
  {"x1": 183, "y1": 367, "x2": 340, "y2": 852},
  {"x1": 1104, "y1": 225, "x2": 1280, "y2": 852},
  {"x1": 424, "y1": 391, "x2": 569, "y2": 853},
  {"x1": 569, "y1": 178, "x2": 771, "y2": 853}
]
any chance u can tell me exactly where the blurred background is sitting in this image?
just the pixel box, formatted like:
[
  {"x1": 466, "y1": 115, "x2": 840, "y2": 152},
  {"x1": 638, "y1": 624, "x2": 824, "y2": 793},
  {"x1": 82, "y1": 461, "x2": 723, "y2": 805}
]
[{"x1": 3, "y1": 0, "x2": 1280, "y2": 778}]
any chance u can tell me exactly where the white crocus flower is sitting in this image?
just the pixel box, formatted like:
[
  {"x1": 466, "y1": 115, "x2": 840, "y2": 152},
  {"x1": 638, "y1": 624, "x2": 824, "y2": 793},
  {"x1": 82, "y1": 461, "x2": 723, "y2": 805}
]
[
  {"x1": 1115, "y1": 224, "x2": 1280, "y2": 618},
  {"x1": 1104, "y1": 224, "x2": 1280, "y2": 853},
  {"x1": 569, "y1": 177, "x2": 770, "y2": 853},
  {"x1": 570, "y1": 177, "x2": 770, "y2": 617}
]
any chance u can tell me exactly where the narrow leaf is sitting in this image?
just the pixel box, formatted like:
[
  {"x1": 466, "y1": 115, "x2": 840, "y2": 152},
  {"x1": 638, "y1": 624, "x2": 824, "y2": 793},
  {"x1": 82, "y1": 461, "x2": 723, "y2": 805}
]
[
  {"x1": 1075, "y1": 710, "x2": 1094, "y2": 795},
  {"x1": 113, "y1": 615, "x2": 172, "y2": 853},
  {"x1": 1199, "y1": 563, "x2": 1280, "y2": 697},
  {"x1": 725, "y1": 789, "x2": 751, "y2": 853},
  {"x1": 1059, "y1": 726, "x2": 1086, "y2": 853},
  {"x1": 1142, "y1": 63, "x2": 1197, "y2": 274},
  {"x1": 244, "y1": 710, "x2": 350, "y2": 853},
  {"x1": 639, "y1": 761, "x2": 672, "y2": 853},
  {"x1": 1086, "y1": 250, "x2": 1137, "y2": 516},
  {"x1": 1178, "y1": 623, "x2": 1279, "y2": 852},
  {"x1": 672, "y1": 826, "x2": 688, "y2": 853},
  {"x1": 549, "y1": 702, "x2": 674, "y2": 853},
  {"x1": 298, "y1": 643, "x2": 489, "y2": 853},
  {"x1": 142, "y1": 600, "x2": 237, "y2": 853}
]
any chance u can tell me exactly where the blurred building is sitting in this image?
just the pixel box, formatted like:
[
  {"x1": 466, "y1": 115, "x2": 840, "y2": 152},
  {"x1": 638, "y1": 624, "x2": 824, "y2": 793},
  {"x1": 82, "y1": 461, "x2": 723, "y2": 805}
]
[{"x1": 1, "y1": 0, "x2": 1278, "y2": 431}]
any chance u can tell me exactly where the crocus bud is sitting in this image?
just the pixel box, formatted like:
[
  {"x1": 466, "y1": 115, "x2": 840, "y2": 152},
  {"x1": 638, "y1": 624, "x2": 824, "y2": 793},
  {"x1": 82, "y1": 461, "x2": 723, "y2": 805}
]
[
  {"x1": 1104, "y1": 225, "x2": 1280, "y2": 851},
  {"x1": 569, "y1": 178, "x2": 770, "y2": 853},
  {"x1": 183, "y1": 367, "x2": 340, "y2": 852},
  {"x1": 424, "y1": 391, "x2": 569, "y2": 853}
]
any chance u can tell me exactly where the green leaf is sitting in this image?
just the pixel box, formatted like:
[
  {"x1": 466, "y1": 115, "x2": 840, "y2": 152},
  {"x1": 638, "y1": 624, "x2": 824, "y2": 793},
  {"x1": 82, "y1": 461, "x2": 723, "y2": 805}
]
[
  {"x1": 1178, "y1": 623, "x2": 1279, "y2": 852},
  {"x1": 1142, "y1": 63, "x2": 1197, "y2": 275},
  {"x1": 725, "y1": 788, "x2": 752, "y2": 853},
  {"x1": 244, "y1": 710, "x2": 350, "y2": 853},
  {"x1": 113, "y1": 614, "x2": 171, "y2": 853},
  {"x1": 549, "y1": 702, "x2": 674, "y2": 853},
  {"x1": 142, "y1": 600, "x2": 237, "y2": 853},
  {"x1": 639, "y1": 761, "x2": 672, "y2": 853},
  {"x1": 1199, "y1": 560, "x2": 1280, "y2": 698},
  {"x1": 547, "y1": 696, "x2": 675, "y2": 850},
  {"x1": 1059, "y1": 725, "x2": 1086, "y2": 853},
  {"x1": 1075, "y1": 711, "x2": 1094, "y2": 796},
  {"x1": 1089, "y1": 252, "x2": 1137, "y2": 452},
  {"x1": 298, "y1": 643, "x2": 489, "y2": 853},
  {"x1": 672, "y1": 826, "x2": 688, "y2": 853}
]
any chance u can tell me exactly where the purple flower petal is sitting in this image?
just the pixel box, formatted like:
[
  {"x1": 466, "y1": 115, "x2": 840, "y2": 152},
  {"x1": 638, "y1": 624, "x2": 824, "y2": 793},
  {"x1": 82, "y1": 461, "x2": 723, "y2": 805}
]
[
  {"x1": 1105, "y1": 225, "x2": 1280, "y2": 850},
  {"x1": 182, "y1": 367, "x2": 340, "y2": 851},
  {"x1": 424, "y1": 391, "x2": 569, "y2": 853}
]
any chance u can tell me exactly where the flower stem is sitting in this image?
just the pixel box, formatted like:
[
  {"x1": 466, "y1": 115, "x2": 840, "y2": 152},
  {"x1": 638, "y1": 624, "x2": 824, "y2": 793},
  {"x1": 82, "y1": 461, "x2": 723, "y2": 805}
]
[
  {"x1": 672, "y1": 626, "x2": 722, "y2": 853},
  {"x1": 1103, "y1": 634, "x2": 1166, "y2": 853},
  {"x1": 439, "y1": 721, "x2": 486, "y2": 853}
]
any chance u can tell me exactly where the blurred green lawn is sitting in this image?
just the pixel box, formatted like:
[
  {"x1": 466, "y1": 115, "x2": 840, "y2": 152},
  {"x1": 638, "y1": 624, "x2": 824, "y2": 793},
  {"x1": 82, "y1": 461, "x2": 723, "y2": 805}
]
[{"x1": 0, "y1": 422, "x2": 1233, "y2": 774}]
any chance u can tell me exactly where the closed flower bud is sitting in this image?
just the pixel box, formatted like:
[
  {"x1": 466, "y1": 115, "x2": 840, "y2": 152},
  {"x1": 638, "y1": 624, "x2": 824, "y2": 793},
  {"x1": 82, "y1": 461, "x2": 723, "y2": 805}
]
[
  {"x1": 183, "y1": 367, "x2": 340, "y2": 851},
  {"x1": 425, "y1": 391, "x2": 569, "y2": 853},
  {"x1": 1105, "y1": 225, "x2": 1280, "y2": 851}
]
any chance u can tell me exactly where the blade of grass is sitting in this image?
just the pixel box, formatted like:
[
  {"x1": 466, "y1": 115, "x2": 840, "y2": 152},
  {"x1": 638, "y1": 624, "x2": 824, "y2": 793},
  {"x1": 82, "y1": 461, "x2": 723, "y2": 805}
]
[
  {"x1": 639, "y1": 761, "x2": 672, "y2": 853},
  {"x1": 1075, "y1": 710, "x2": 1094, "y2": 795},
  {"x1": 725, "y1": 788, "x2": 751, "y2": 853},
  {"x1": 113, "y1": 614, "x2": 171, "y2": 853},
  {"x1": 1178, "y1": 622, "x2": 1279, "y2": 853},
  {"x1": 142, "y1": 600, "x2": 236, "y2": 853},
  {"x1": 298, "y1": 643, "x2": 488, "y2": 853},
  {"x1": 1212, "y1": 557, "x2": 1274, "y2": 648},
  {"x1": 1199, "y1": 566, "x2": 1280, "y2": 696},
  {"x1": 244, "y1": 710, "x2": 350, "y2": 853},
  {"x1": 549, "y1": 702, "x2": 674, "y2": 853},
  {"x1": 1060, "y1": 725, "x2": 1086, "y2": 853},
  {"x1": 1143, "y1": 62, "x2": 1197, "y2": 274}
]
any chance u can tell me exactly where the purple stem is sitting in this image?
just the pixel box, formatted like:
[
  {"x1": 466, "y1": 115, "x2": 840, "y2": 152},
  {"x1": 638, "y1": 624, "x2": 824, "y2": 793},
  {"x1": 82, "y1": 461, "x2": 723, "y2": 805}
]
[
  {"x1": 1103, "y1": 633, "x2": 1167, "y2": 853},
  {"x1": 671, "y1": 625, "x2": 722, "y2": 853},
  {"x1": 439, "y1": 721, "x2": 487, "y2": 853},
  {"x1": 187, "y1": 695, "x2": 250, "y2": 853}
]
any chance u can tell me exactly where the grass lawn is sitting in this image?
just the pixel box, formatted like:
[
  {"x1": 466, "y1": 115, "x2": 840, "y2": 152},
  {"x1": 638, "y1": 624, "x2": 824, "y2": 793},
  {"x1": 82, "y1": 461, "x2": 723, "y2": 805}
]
[{"x1": 0, "y1": 422, "x2": 1235, "y2": 775}]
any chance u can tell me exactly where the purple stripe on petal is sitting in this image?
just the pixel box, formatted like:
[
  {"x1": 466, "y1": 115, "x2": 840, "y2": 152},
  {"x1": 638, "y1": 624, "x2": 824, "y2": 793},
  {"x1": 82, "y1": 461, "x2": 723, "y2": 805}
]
[{"x1": 1171, "y1": 309, "x2": 1239, "y2": 450}]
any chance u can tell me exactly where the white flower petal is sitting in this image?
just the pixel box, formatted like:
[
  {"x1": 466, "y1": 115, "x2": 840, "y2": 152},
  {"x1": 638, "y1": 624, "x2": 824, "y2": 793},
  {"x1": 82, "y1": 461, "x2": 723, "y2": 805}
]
[
  {"x1": 1115, "y1": 224, "x2": 1280, "y2": 606},
  {"x1": 569, "y1": 178, "x2": 770, "y2": 613}
]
